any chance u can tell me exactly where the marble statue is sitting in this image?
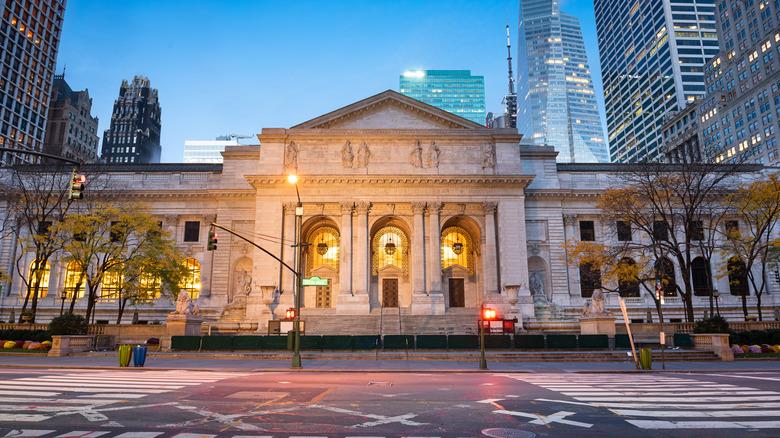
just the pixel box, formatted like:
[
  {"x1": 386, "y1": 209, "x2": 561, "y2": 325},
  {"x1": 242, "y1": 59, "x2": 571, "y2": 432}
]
[
  {"x1": 174, "y1": 291, "x2": 199, "y2": 315},
  {"x1": 237, "y1": 269, "x2": 252, "y2": 297},
  {"x1": 284, "y1": 141, "x2": 299, "y2": 172},
  {"x1": 357, "y1": 141, "x2": 371, "y2": 167},
  {"x1": 426, "y1": 141, "x2": 440, "y2": 168},
  {"x1": 482, "y1": 143, "x2": 496, "y2": 168},
  {"x1": 582, "y1": 289, "x2": 608, "y2": 315},
  {"x1": 529, "y1": 271, "x2": 544, "y2": 296},
  {"x1": 410, "y1": 140, "x2": 423, "y2": 168},
  {"x1": 341, "y1": 140, "x2": 354, "y2": 168}
]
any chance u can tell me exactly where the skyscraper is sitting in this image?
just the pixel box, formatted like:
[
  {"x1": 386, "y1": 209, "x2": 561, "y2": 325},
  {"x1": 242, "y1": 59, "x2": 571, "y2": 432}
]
[
  {"x1": 595, "y1": 0, "x2": 719, "y2": 162},
  {"x1": 399, "y1": 70, "x2": 486, "y2": 125},
  {"x1": 517, "y1": 0, "x2": 609, "y2": 163},
  {"x1": 0, "y1": 0, "x2": 67, "y2": 165},
  {"x1": 43, "y1": 75, "x2": 99, "y2": 163},
  {"x1": 101, "y1": 76, "x2": 161, "y2": 164}
]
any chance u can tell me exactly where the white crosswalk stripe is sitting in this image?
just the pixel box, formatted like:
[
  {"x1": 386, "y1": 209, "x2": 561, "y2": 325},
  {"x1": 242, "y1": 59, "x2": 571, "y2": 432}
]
[
  {"x1": 0, "y1": 432, "x2": 409, "y2": 438},
  {"x1": 0, "y1": 371, "x2": 247, "y2": 424},
  {"x1": 502, "y1": 374, "x2": 780, "y2": 430}
]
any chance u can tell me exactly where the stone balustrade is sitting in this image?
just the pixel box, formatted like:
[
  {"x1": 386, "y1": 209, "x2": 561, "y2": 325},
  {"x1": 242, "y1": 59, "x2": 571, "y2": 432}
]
[
  {"x1": 48, "y1": 335, "x2": 94, "y2": 357},
  {"x1": 690, "y1": 333, "x2": 733, "y2": 361}
]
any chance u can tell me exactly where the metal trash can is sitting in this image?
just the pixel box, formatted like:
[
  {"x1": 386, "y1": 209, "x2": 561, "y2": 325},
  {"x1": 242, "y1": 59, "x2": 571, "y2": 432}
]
[
  {"x1": 286, "y1": 330, "x2": 295, "y2": 350},
  {"x1": 133, "y1": 344, "x2": 148, "y2": 367},
  {"x1": 639, "y1": 348, "x2": 652, "y2": 370},
  {"x1": 118, "y1": 344, "x2": 132, "y2": 367}
]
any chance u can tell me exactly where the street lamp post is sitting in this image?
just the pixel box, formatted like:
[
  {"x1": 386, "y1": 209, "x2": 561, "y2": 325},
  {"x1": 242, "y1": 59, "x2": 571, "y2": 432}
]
[
  {"x1": 288, "y1": 174, "x2": 303, "y2": 369},
  {"x1": 713, "y1": 289, "x2": 720, "y2": 316}
]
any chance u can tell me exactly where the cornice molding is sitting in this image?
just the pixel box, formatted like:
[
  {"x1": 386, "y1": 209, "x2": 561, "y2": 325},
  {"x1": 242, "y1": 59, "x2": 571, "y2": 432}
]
[
  {"x1": 525, "y1": 189, "x2": 603, "y2": 199},
  {"x1": 245, "y1": 175, "x2": 535, "y2": 190}
]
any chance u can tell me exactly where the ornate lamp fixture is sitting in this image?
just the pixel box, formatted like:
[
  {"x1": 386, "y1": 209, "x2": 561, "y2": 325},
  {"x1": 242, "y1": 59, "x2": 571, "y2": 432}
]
[
  {"x1": 316, "y1": 237, "x2": 328, "y2": 255},
  {"x1": 452, "y1": 233, "x2": 463, "y2": 255},
  {"x1": 384, "y1": 233, "x2": 397, "y2": 255}
]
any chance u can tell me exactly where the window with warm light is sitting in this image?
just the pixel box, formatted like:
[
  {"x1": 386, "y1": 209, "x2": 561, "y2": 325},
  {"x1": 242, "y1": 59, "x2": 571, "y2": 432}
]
[
  {"x1": 138, "y1": 272, "x2": 161, "y2": 301},
  {"x1": 441, "y1": 227, "x2": 473, "y2": 274},
  {"x1": 306, "y1": 226, "x2": 340, "y2": 276},
  {"x1": 63, "y1": 261, "x2": 86, "y2": 299},
  {"x1": 27, "y1": 259, "x2": 50, "y2": 297},
  {"x1": 100, "y1": 264, "x2": 123, "y2": 300},
  {"x1": 372, "y1": 226, "x2": 408, "y2": 275},
  {"x1": 180, "y1": 258, "x2": 201, "y2": 299}
]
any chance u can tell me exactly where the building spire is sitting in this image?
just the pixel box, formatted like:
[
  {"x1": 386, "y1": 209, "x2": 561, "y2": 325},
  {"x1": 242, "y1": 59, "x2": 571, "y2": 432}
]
[{"x1": 502, "y1": 12, "x2": 517, "y2": 128}]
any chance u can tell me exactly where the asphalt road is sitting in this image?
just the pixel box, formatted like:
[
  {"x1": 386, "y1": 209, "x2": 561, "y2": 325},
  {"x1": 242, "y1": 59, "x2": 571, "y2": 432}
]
[{"x1": 1, "y1": 368, "x2": 780, "y2": 437}]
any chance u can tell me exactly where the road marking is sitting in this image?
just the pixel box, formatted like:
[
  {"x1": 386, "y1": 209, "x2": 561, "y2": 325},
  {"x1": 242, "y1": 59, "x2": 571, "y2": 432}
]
[
  {"x1": 0, "y1": 414, "x2": 51, "y2": 422},
  {"x1": 8, "y1": 380, "x2": 185, "y2": 389},
  {"x1": 561, "y1": 391, "x2": 777, "y2": 396},
  {"x1": 706, "y1": 374, "x2": 780, "y2": 383},
  {"x1": 612, "y1": 409, "x2": 780, "y2": 417},
  {"x1": 494, "y1": 409, "x2": 593, "y2": 428},
  {"x1": 0, "y1": 390, "x2": 60, "y2": 397},
  {"x1": 535, "y1": 397, "x2": 780, "y2": 409},
  {"x1": 309, "y1": 403, "x2": 428, "y2": 428},
  {"x1": 169, "y1": 434, "x2": 216, "y2": 438},
  {"x1": 626, "y1": 420, "x2": 780, "y2": 429},
  {"x1": 2, "y1": 431, "x2": 55, "y2": 437},
  {"x1": 53, "y1": 432, "x2": 109, "y2": 438},
  {"x1": 476, "y1": 398, "x2": 504, "y2": 404},
  {"x1": 573, "y1": 395, "x2": 780, "y2": 402},
  {"x1": 112, "y1": 433, "x2": 164, "y2": 438}
]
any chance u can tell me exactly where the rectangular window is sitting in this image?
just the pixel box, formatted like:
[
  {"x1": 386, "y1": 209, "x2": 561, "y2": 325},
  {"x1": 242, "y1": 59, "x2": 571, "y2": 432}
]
[
  {"x1": 38, "y1": 220, "x2": 51, "y2": 236},
  {"x1": 183, "y1": 221, "x2": 200, "y2": 242},
  {"x1": 580, "y1": 221, "x2": 596, "y2": 241},
  {"x1": 617, "y1": 221, "x2": 632, "y2": 241},
  {"x1": 725, "y1": 220, "x2": 739, "y2": 239},
  {"x1": 653, "y1": 221, "x2": 669, "y2": 241},
  {"x1": 110, "y1": 221, "x2": 124, "y2": 243},
  {"x1": 690, "y1": 220, "x2": 704, "y2": 241}
]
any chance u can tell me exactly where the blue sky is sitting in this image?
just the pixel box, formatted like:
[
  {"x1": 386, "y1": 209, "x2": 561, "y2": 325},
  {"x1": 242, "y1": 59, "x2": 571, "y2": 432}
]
[{"x1": 56, "y1": 1, "x2": 603, "y2": 163}]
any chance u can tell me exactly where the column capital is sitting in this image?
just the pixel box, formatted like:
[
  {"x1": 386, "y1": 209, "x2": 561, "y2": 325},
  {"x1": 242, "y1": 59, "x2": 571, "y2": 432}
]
[
  {"x1": 411, "y1": 201, "x2": 427, "y2": 214},
  {"x1": 482, "y1": 202, "x2": 497, "y2": 215},
  {"x1": 283, "y1": 202, "x2": 298, "y2": 214},
  {"x1": 340, "y1": 202, "x2": 354, "y2": 215},
  {"x1": 563, "y1": 213, "x2": 578, "y2": 226},
  {"x1": 202, "y1": 214, "x2": 216, "y2": 225},
  {"x1": 355, "y1": 201, "x2": 372, "y2": 214},
  {"x1": 427, "y1": 201, "x2": 443, "y2": 214},
  {"x1": 164, "y1": 214, "x2": 180, "y2": 226}
]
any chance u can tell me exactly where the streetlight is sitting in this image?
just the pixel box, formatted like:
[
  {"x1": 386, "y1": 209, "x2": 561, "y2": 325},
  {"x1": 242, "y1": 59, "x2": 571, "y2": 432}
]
[
  {"x1": 713, "y1": 289, "x2": 720, "y2": 316},
  {"x1": 287, "y1": 174, "x2": 304, "y2": 369}
]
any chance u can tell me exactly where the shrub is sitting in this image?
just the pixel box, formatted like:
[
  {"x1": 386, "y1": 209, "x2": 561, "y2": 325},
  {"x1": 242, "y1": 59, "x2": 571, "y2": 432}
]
[
  {"x1": 749, "y1": 330, "x2": 770, "y2": 345},
  {"x1": 48, "y1": 313, "x2": 87, "y2": 336},
  {"x1": 731, "y1": 346, "x2": 744, "y2": 354},
  {"x1": 693, "y1": 315, "x2": 730, "y2": 333}
]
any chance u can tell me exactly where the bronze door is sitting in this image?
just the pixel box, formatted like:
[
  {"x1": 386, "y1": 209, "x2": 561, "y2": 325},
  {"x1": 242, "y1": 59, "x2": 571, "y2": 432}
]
[
  {"x1": 449, "y1": 278, "x2": 465, "y2": 307},
  {"x1": 382, "y1": 278, "x2": 399, "y2": 307},
  {"x1": 316, "y1": 283, "x2": 331, "y2": 308}
]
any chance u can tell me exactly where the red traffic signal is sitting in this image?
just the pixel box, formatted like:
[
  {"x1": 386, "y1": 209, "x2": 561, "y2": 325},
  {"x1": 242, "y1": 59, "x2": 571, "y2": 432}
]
[
  {"x1": 285, "y1": 308, "x2": 296, "y2": 319},
  {"x1": 207, "y1": 229, "x2": 218, "y2": 251},
  {"x1": 482, "y1": 308, "x2": 497, "y2": 321},
  {"x1": 68, "y1": 171, "x2": 86, "y2": 200}
]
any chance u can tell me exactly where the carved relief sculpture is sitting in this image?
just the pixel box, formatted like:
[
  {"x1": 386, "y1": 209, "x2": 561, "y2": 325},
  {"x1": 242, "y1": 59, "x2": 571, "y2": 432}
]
[
  {"x1": 410, "y1": 140, "x2": 423, "y2": 168},
  {"x1": 357, "y1": 141, "x2": 371, "y2": 168},
  {"x1": 482, "y1": 143, "x2": 496, "y2": 169},
  {"x1": 529, "y1": 271, "x2": 544, "y2": 296},
  {"x1": 426, "y1": 141, "x2": 440, "y2": 168},
  {"x1": 237, "y1": 269, "x2": 252, "y2": 297},
  {"x1": 341, "y1": 140, "x2": 354, "y2": 168},
  {"x1": 284, "y1": 141, "x2": 299, "y2": 173}
]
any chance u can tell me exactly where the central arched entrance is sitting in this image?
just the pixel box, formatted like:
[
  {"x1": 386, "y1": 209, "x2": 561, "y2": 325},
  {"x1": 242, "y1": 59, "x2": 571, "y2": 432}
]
[{"x1": 372, "y1": 221, "x2": 410, "y2": 308}]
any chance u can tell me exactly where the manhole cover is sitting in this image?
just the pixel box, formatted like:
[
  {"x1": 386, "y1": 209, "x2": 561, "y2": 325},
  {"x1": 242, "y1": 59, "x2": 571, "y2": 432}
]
[
  {"x1": 482, "y1": 428, "x2": 536, "y2": 438},
  {"x1": 366, "y1": 382, "x2": 392, "y2": 386}
]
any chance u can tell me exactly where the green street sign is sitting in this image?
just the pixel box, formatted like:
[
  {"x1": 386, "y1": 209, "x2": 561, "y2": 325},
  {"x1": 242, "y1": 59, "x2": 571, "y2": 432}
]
[{"x1": 302, "y1": 276, "x2": 328, "y2": 286}]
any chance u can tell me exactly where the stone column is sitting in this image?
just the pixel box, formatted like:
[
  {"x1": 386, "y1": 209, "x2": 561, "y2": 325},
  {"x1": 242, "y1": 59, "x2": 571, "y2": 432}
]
[
  {"x1": 563, "y1": 213, "x2": 578, "y2": 297},
  {"x1": 353, "y1": 201, "x2": 371, "y2": 296},
  {"x1": 427, "y1": 202, "x2": 443, "y2": 295},
  {"x1": 282, "y1": 202, "x2": 297, "y2": 295},
  {"x1": 411, "y1": 201, "x2": 427, "y2": 295},
  {"x1": 339, "y1": 202, "x2": 353, "y2": 296},
  {"x1": 483, "y1": 202, "x2": 499, "y2": 297}
]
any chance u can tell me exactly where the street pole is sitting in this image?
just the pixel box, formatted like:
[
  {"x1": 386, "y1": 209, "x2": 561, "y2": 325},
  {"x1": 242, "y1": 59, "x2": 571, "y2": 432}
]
[
  {"x1": 479, "y1": 304, "x2": 487, "y2": 370},
  {"x1": 714, "y1": 289, "x2": 720, "y2": 316},
  {"x1": 292, "y1": 202, "x2": 303, "y2": 369}
]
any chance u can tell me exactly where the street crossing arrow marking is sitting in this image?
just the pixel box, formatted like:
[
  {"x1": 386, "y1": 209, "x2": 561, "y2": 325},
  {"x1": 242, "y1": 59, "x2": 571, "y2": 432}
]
[{"x1": 494, "y1": 409, "x2": 593, "y2": 428}]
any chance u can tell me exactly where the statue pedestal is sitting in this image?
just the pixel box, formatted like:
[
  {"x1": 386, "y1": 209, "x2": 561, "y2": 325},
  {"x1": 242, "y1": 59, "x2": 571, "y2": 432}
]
[
  {"x1": 166, "y1": 314, "x2": 203, "y2": 337},
  {"x1": 579, "y1": 314, "x2": 616, "y2": 336}
]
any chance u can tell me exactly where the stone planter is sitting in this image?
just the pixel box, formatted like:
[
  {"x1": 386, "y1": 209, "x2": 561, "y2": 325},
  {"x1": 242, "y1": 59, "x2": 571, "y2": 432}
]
[{"x1": 48, "y1": 335, "x2": 95, "y2": 357}]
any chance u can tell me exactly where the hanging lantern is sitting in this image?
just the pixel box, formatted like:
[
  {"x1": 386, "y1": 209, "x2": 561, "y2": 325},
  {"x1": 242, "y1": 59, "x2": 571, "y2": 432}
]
[
  {"x1": 452, "y1": 241, "x2": 463, "y2": 255},
  {"x1": 317, "y1": 240, "x2": 328, "y2": 255},
  {"x1": 384, "y1": 241, "x2": 397, "y2": 255}
]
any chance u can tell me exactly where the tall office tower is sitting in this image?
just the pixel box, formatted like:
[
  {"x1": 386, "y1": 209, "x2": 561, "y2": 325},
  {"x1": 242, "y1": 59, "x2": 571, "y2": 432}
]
[
  {"x1": 700, "y1": 0, "x2": 780, "y2": 166},
  {"x1": 517, "y1": 0, "x2": 609, "y2": 163},
  {"x1": 43, "y1": 75, "x2": 99, "y2": 163},
  {"x1": 101, "y1": 76, "x2": 161, "y2": 164},
  {"x1": 183, "y1": 135, "x2": 241, "y2": 163},
  {"x1": 0, "y1": 0, "x2": 67, "y2": 165},
  {"x1": 399, "y1": 70, "x2": 486, "y2": 124},
  {"x1": 595, "y1": 0, "x2": 719, "y2": 162}
]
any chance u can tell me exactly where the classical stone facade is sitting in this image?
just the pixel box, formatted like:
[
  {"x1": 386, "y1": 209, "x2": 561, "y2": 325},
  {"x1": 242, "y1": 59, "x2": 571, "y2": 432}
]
[{"x1": 1, "y1": 91, "x2": 778, "y2": 330}]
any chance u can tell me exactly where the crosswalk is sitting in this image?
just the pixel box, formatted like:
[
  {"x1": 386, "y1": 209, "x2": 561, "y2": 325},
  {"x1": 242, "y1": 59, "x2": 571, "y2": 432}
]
[
  {"x1": 0, "y1": 370, "x2": 246, "y2": 424},
  {"x1": 502, "y1": 373, "x2": 780, "y2": 430},
  {"x1": 2, "y1": 432, "x2": 448, "y2": 438}
]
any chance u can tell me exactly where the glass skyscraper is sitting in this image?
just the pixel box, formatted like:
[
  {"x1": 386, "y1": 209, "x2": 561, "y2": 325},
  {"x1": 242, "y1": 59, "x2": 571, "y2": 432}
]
[
  {"x1": 399, "y1": 70, "x2": 485, "y2": 125},
  {"x1": 595, "y1": 0, "x2": 719, "y2": 162},
  {"x1": 517, "y1": 0, "x2": 609, "y2": 163}
]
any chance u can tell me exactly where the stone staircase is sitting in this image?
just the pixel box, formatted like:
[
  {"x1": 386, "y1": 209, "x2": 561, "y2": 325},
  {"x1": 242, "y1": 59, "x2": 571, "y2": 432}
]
[{"x1": 299, "y1": 307, "x2": 482, "y2": 335}]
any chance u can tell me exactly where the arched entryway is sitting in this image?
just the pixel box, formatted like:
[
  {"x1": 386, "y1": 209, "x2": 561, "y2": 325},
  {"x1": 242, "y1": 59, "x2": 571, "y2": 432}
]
[
  {"x1": 617, "y1": 258, "x2": 640, "y2": 297},
  {"x1": 302, "y1": 220, "x2": 340, "y2": 309},
  {"x1": 727, "y1": 257, "x2": 749, "y2": 296},
  {"x1": 371, "y1": 218, "x2": 410, "y2": 308},
  {"x1": 441, "y1": 216, "x2": 481, "y2": 309}
]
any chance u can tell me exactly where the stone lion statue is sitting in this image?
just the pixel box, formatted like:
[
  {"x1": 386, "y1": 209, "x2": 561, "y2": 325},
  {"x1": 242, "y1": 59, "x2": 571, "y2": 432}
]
[
  {"x1": 582, "y1": 289, "x2": 609, "y2": 315},
  {"x1": 174, "y1": 291, "x2": 199, "y2": 315}
]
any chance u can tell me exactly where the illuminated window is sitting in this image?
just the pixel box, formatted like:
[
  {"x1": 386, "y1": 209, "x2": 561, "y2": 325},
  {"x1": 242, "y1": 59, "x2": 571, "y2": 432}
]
[
  {"x1": 101, "y1": 263, "x2": 123, "y2": 300},
  {"x1": 138, "y1": 272, "x2": 161, "y2": 301},
  {"x1": 306, "y1": 226, "x2": 340, "y2": 276},
  {"x1": 27, "y1": 259, "x2": 50, "y2": 298},
  {"x1": 441, "y1": 227, "x2": 473, "y2": 275},
  {"x1": 63, "y1": 261, "x2": 86, "y2": 299},
  {"x1": 372, "y1": 226, "x2": 408, "y2": 275},
  {"x1": 180, "y1": 258, "x2": 201, "y2": 299}
]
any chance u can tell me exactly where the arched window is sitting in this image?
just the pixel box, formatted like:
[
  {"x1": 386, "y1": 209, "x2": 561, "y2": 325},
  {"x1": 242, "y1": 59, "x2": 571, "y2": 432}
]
[
  {"x1": 728, "y1": 257, "x2": 749, "y2": 296},
  {"x1": 617, "y1": 258, "x2": 640, "y2": 297},
  {"x1": 691, "y1": 257, "x2": 712, "y2": 296},
  {"x1": 306, "y1": 226, "x2": 340, "y2": 276},
  {"x1": 372, "y1": 226, "x2": 409, "y2": 275},
  {"x1": 101, "y1": 263, "x2": 123, "y2": 300},
  {"x1": 63, "y1": 261, "x2": 86, "y2": 299},
  {"x1": 180, "y1": 258, "x2": 201, "y2": 299},
  {"x1": 579, "y1": 262, "x2": 601, "y2": 298},
  {"x1": 654, "y1": 258, "x2": 677, "y2": 297},
  {"x1": 441, "y1": 227, "x2": 473, "y2": 275},
  {"x1": 27, "y1": 259, "x2": 50, "y2": 298},
  {"x1": 139, "y1": 272, "x2": 161, "y2": 301}
]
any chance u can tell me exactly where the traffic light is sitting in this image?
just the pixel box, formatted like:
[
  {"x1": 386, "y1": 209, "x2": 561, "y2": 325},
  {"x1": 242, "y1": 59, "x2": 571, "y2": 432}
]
[
  {"x1": 285, "y1": 308, "x2": 296, "y2": 319},
  {"x1": 482, "y1": 308, "x2": 497, "y2": 321},
  {"x1": 68, "y1": 170, "x2": 86, "y2": 200},
  {"x1": 207, "y1": 229, "x2": 218, "y2": 251}
]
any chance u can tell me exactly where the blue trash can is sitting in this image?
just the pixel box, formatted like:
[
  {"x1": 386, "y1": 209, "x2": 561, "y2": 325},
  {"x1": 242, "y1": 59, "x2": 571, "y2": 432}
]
[{"x1": 133, "y1": 344, "x2": 147, "y2": 367}]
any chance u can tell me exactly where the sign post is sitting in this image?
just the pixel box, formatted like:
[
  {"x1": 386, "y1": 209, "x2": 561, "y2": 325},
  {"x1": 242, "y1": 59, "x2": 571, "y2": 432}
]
[
  {"x1": 660, "y1": 331, "x2": 666, "y2": 370},
  {"x1": 302, "y1": 276, "x2": 328, "y2": 286},
  {"x1": 619, "y1": 297, "x2": 639, "y2": 370}
]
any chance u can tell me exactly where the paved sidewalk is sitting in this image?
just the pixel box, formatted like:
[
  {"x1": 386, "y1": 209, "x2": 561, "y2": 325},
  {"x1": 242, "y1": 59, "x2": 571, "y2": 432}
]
[{"x1": 1, "y1": 352, "x2": 778, "y2": 373}]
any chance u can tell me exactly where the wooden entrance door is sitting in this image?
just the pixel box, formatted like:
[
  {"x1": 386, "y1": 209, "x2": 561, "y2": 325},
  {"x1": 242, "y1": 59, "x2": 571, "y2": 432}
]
[
  {"x1": 382, "y1": 278, "x2": 399, "y2": 307},
  {"x1": 449, "y1": 278, "x2": 465, "y2": 307},
  {"x1": 316, "y1": 283, "x2": 331, "y2": 308}
]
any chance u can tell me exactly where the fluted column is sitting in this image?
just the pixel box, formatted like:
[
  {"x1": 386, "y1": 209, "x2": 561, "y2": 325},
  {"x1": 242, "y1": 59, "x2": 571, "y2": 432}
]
[
  {"x1": 411, "y1": 201, "x2": 427, "y2": 295},
  {"x1": 563, "y1": 213, "x2": 578, "y2": 297},
  {"x1": 483, "y1": 202, "x2": 499, "y2": 296},
  {"x1": 427, "y1": 201, "x2": 443, "y2": 295},
  {"x1": 353, "y1": 201, "x2": 371, "y2": 296},
  {"x1": 282, "y1": 202, "x2": 297, "y2": 294},
  {"x1": 339, "y1": 202, "x2": 354, "y2": 296}
]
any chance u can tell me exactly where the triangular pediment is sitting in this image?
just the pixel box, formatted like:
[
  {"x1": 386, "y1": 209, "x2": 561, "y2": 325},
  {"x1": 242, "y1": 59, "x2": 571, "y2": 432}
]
[{"x1": 290, "y1": 90, "x2": 487, "y2": 130}]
